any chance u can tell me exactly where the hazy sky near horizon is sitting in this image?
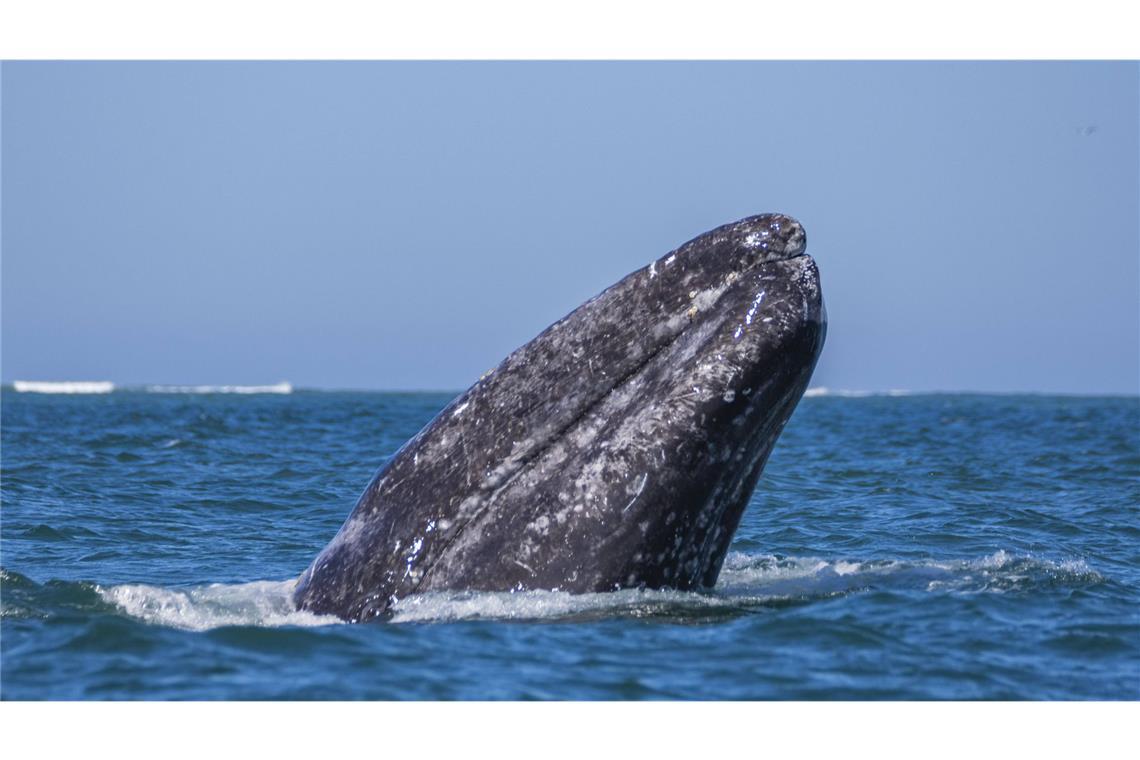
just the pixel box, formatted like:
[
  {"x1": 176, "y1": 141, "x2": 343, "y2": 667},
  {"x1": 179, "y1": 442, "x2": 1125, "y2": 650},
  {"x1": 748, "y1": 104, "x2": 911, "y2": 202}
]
[{"x1": 2, "y1": 62, "x2": 1137, "y2": 393}]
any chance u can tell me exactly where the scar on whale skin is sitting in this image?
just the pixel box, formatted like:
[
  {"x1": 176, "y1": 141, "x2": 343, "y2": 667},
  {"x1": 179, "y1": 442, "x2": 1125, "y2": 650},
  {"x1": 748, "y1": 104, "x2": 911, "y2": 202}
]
[{"x1": 294, "y1": 213, "x2": 825, "y2": 622}]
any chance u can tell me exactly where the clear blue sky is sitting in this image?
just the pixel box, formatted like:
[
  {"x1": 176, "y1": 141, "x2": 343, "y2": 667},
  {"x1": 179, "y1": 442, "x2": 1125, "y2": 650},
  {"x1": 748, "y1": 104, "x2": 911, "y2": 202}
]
[{"x1": 2, "y1": 62, "x2": 1137, "y2": 393}]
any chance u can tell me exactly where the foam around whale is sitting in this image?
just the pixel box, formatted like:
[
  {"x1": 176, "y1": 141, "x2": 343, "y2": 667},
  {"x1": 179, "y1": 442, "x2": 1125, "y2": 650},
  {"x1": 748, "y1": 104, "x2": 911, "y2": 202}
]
[{"x1": 93, "y1": 551, "x2": 1103, "y2": 630}]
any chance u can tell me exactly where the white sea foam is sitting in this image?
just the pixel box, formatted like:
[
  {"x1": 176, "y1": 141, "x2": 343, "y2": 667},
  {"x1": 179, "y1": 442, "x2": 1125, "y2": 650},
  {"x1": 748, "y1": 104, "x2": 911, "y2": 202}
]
[
  {"x1": 390, "y1": 551, "x2": 1101, "y2": 622},
  {"x1": 99, "y1": 551, "x2": 1102, "y2": 630},
  {"x1": 144, "y1": 382, "x2": 293, "y2": 394},
  {"x1": 12, "y1": 380, "x2": 115, "y2": 394},
  {"x1": 803, "y1": 387, "x2": 917, "y2": 398},
  {"x1": 98, "y1": 578, "x2": 339, "y2": 631}
]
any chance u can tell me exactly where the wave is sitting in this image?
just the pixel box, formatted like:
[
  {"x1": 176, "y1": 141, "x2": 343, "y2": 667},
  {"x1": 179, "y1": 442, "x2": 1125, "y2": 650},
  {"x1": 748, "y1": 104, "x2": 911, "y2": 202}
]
[
  {"x1": 143, "y1": 382, "x2": 293, "y2": 395},
  {"x1": 8, "y1": 381, "x2": 294, "y2": 394},
  {"x1": 803, "y1": 387, "x2": 914, "y2": 398},
  {"x1": 11, "y1": 380, "x2": 115, "y2": 394},
  {"x1": 84, "y1": 551, "x2": 1102, "y2": 630}
]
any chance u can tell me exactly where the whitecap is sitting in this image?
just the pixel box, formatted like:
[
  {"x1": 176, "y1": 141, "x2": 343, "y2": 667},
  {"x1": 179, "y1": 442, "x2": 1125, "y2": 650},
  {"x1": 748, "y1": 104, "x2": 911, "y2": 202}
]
[
  {"x1": 144, "y1": 382, "x2": 293, "y2": 394},
  {"x1": 12, "y1": 380, "x2": 114, "y2": 394}
]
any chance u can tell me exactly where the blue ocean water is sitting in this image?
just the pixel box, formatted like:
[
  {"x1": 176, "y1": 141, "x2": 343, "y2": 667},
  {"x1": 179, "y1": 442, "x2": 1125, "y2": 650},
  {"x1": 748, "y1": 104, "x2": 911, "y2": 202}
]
[{"x1": 1, "y1": 388, "x2": 1137, "y2": 700}]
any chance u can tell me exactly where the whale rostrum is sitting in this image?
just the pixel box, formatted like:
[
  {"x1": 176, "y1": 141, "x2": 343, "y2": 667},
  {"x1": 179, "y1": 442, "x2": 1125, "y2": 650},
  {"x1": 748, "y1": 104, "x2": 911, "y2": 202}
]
[{"x1": 294, "y1": 213, "x2": 826, "y2": 621}]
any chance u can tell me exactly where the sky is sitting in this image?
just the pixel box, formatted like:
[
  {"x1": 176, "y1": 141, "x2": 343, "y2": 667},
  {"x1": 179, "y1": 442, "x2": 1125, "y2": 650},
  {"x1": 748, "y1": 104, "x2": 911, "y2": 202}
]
[{"x1": 2, "y1": 61, "x2": 1137, "y2": 393}]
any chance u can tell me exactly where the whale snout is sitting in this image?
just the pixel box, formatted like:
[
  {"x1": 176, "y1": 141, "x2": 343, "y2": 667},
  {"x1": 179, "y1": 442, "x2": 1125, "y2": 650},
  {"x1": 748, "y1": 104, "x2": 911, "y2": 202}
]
[{"x1": 733, "y1": 213, "x2": 806, "y2": 263}]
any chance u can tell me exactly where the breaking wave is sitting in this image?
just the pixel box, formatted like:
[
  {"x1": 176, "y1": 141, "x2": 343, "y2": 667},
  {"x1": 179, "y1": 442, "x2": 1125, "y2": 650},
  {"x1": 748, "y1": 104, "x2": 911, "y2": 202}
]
[
  {"x1": 11, "y1": 380, "x2": 115, "y2": 394},
  {"x1": 803, "y1": 387, "x2": 914, "y2": 398},
  {"x1": 143, "y1": 382, "x2": 294, "y2": 394},
  {"x1": 7, "y1": 381, "x2": 294, "y2": 395}
]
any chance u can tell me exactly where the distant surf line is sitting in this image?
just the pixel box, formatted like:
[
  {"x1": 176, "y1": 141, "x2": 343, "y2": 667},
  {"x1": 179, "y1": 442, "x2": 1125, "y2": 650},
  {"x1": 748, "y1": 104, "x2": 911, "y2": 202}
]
[
  {"x1": 144, "y1": 382, "x2": 293, "y2": 395},
  {"x1": 11, "y1": 380, "x2": 115, "y2": 394},
  {"x1": 802, "y1": 387, "x2": 914, "y2": 398},
  {"x1": 10, "y1": 380, "x2": 293, "y2": 395}
]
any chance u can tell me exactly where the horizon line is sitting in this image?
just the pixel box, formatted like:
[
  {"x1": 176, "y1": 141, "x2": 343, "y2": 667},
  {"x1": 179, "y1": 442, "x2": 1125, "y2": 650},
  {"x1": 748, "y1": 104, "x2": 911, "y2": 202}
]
[{"x1": 2, "y1": 380, "x2": 1137, "y2": 399}]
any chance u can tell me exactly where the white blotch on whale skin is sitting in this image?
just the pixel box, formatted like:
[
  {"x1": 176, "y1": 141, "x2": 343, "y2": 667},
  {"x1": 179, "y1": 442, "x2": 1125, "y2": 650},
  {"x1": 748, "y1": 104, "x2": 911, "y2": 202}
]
[
  {"x1": 692, "y1": 288, "x2": 724, "y2": 311},
  {"x1": 622, "y1": 473, "x2": 649, "y2": 514},
  {"x1": 742, "y1": 231, "x2": 766, "y2": 249},
  {"x1": 405, "y1": 537, "x2": 424, "y2": 567},
  {"x1": 745, "y1": 291, "x2": 766, "y2": 325}
]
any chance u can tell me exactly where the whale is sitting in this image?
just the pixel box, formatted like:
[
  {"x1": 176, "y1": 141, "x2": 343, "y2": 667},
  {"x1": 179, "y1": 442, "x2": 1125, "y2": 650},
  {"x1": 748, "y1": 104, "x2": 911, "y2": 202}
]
[{"x1": 294, "y1": 213, "x2": 826, "y2": 622}]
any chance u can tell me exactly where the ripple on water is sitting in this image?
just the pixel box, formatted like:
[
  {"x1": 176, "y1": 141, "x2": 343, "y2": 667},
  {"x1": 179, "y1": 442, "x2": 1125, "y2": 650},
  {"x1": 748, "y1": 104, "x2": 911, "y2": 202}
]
[{"x1": 1, "y1": 391, "x2": 1137, "y2": 699}]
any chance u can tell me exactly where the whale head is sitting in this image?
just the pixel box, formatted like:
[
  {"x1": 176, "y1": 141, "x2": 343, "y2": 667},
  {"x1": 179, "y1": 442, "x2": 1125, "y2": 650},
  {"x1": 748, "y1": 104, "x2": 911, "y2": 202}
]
[{"x1": 295, "y1": 213, "x2": 826, "y2": 621}]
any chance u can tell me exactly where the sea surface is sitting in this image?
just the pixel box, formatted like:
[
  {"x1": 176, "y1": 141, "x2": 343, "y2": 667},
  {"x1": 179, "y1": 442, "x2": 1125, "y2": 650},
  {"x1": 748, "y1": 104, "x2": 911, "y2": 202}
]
[{"x1": 2, "y1": 388, "x2": 1137, "y2": 700}]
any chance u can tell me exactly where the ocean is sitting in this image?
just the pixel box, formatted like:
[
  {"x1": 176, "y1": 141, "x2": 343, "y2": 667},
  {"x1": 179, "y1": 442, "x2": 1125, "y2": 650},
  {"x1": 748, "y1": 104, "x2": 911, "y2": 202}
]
[{"x1": 1, "y1": 387, "x2": 1137, "y2": 700}]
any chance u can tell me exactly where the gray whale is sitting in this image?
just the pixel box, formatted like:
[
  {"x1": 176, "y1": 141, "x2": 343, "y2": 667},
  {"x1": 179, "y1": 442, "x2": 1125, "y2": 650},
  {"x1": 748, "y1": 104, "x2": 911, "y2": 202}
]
[{"x1": 294, "y1": 213, "x2": 826, "y2": 621}]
